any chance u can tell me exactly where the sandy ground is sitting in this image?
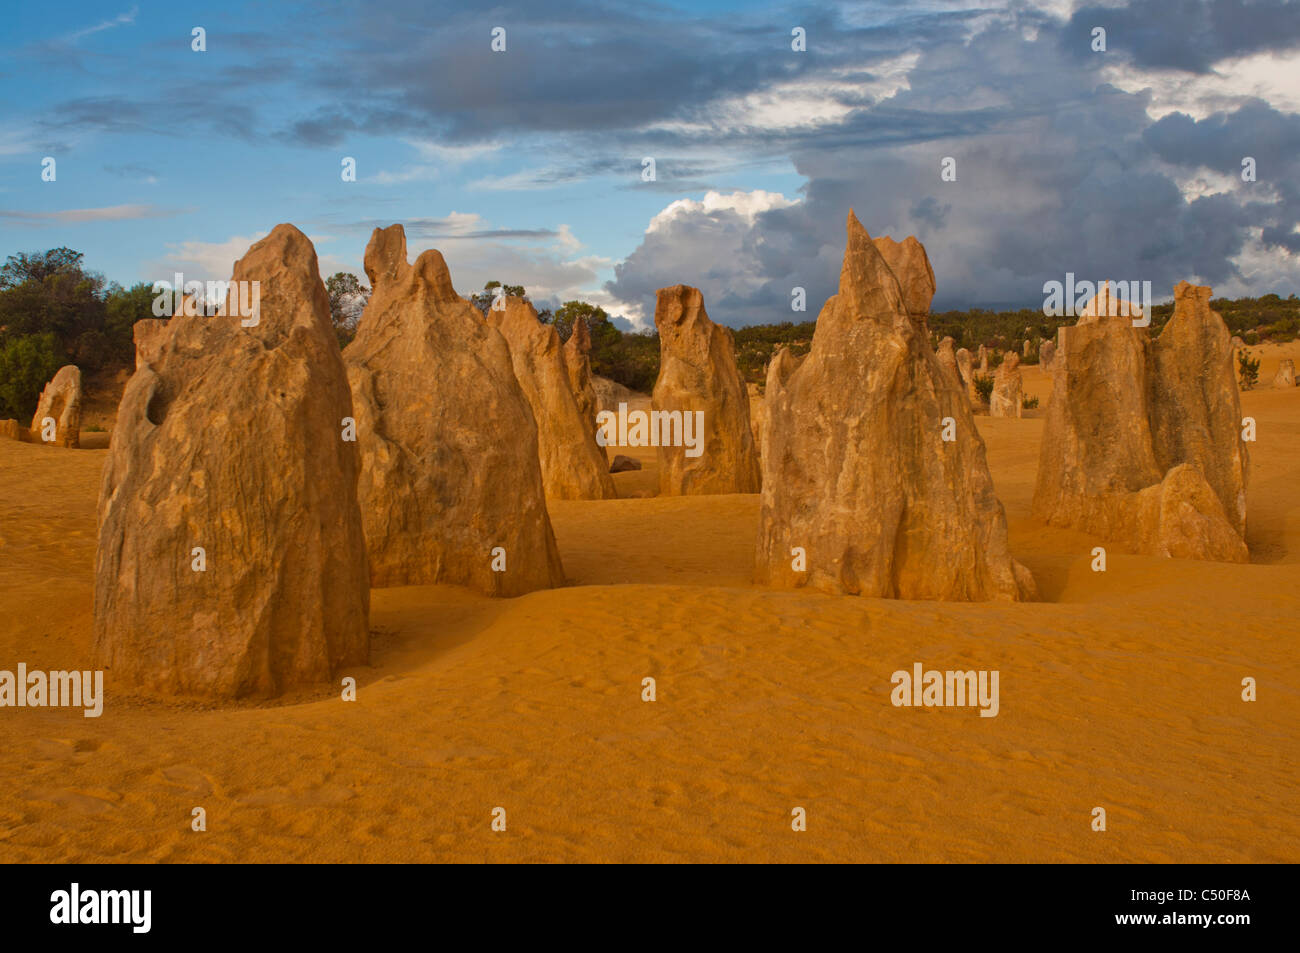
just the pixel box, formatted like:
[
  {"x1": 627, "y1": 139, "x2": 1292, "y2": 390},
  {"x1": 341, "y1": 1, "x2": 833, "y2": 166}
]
[{"x1": 0, "y1": 345, "x2": 1296, "y2": 863}]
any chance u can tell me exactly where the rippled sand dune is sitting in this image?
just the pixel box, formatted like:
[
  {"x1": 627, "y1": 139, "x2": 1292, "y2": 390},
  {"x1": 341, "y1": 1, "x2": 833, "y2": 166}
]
[{"x1": 1, "y1": 344, "x2": 1297, "y2": 862}]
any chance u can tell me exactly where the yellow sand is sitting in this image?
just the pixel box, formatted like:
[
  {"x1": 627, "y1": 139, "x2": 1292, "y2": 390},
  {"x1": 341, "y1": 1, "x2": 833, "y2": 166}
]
[{"x1": 0, "y1": 344, "x2": 1297, "y2": 863}]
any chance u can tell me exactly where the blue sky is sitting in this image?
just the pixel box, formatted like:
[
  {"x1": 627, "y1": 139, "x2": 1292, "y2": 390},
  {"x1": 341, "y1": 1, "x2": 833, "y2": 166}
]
[{"x1": 3, "y1": 0, "x2": 1299, "y2": 328}]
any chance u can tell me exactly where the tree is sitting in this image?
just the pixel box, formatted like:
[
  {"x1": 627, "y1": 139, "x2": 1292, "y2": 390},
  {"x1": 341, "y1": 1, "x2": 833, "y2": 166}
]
[
  {"x1": 0, "y1": 247, "x2": 85, "y2": 290},
  {"x1": 553, "y1": 300, "x2": 608, "y2": 342},
  {"x1": 0, "y1": 251, "x2": 107, "y2": 364},
  {"x1": 470, "y1": 280, "x2": 527, "y2": 316},
  {"x1": 325, "y1": 272, "x2": 370, "y2": 347},
  {"x1": 103, "y1": 282, "x2": 159, "y2": 364}
]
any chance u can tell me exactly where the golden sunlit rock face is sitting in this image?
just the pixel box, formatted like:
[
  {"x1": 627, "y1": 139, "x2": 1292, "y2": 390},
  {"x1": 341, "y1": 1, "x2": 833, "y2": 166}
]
[
  {"x1": 651, "y1": 284, "x2": 761, "y2": 496},
  {"x1": 343, "y1": 224, "x2": 565, "y2": 595},
  {"x1": 93, "y1": 225, "x2": 370, "y2": 698},
  {"x1": 488, "y1": 296, "x2": 615, "y2": 501},
  {"x1": 755, "y1": 212, "x2": 1034, "y2": 601},
  {"x1": 1033, "y1": 282, "x2": 1249, "y2": 562},
  {"x1": 31, "y1": 364, "x2": 82, "y2": 448}
]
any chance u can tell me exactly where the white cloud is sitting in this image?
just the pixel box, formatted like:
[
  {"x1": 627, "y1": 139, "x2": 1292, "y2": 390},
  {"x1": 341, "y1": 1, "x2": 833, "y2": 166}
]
[
  {"x1": 0, "y1": 204, "x2": 182, "y2": 224},
  {"x1": 647, "y1": 189, "x2": 796, "y2": 233},
  {"x1": 468, "y1": 167, "x2": 570, "y2": 191},
  {"x1": 65, "y1": 5, "x2": 138, "y2": 44},
  {"x1": 648, "y1": 54, "x2": 920, "y2": 138},
  {"x1": 1103, "y1": 50, "x2": 1300, "y2": 121},
  {"x1": 1221, "y1": 227, "x2": 1300, "y2": 298},
  {"x1": 371, "y1": 140, "x2": 505, "y2": 185},
  {"x1": 370, "y1": 165, "x2": 440, "y2": 185},
  {"x1": 147, "y1": 232, "x2": 269, "y2": 285},
  {"x1": 606, "y1": 189, "x2": 801, "y2": 329},
  {"x1": 0, "y1": 127, "x2": 36, "y2": 157},
  {"x1": 146, "y1": 229, "x2": 370, "y2": 294},
  {"x1": 405, "y1": 139, "x2": 503, "y2": 163},
  {"x1": 555, "y1": 224, "x2": 581, "y2": 253}
]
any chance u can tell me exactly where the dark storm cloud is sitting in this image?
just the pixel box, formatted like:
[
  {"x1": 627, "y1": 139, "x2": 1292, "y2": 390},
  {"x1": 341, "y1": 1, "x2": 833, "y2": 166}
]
[
  {"x1": 14, "y1": 0, "x2": 1297, "y2": 317},
  {"x1": 1063, "y1": 0, "x2": 1300, "y2": 72},
  {"x1": 1144, "y1": 98, "x2": 1300, "y2": 173},
  {"x1": 273, "y1": 0, "x2": 986, "y2": 146},
  {"x1": 608, "y1": 9, "x2": 1300, "y2": 323},
  {"x1": 1145, "y1": 100, "x2": 1300, "y2": 252}
]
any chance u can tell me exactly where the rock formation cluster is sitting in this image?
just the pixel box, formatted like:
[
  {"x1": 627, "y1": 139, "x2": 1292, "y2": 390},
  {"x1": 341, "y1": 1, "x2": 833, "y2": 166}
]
[{"x1": 1032, "y1": 281, "x2": 1248, "y2": 562}]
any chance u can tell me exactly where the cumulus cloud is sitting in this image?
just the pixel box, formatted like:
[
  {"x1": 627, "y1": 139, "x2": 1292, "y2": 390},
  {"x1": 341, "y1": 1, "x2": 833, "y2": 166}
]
[
  {"x1": 145, "y1": 232, "x2": 272, "y2": 285},
  {"x1": 11, "y1": 0, "x2": 1299, "y2": 314},
  {"x1": 606, "y1": 190, "x2": 802, "y2": 328},
  {"x1": 607, "y1": 7, "x2": 1300, "y2": 324}
]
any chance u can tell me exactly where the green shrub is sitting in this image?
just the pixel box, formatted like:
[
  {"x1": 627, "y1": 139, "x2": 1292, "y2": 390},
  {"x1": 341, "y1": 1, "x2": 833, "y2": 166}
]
[
  {"x1": 1022, "y1": 394, "x2": 1039, "y2": 410},
  {"x1": 1237, "y1": 349, "x2": 1261, "y2": 390},
  {"x1": 973, "y1": 373, "x2": 994, "y2": 404},
  {"x1": 73, "y1": 328, "x2": 113, "y2": 370},
  {"x1": 0, "y1": 332, "x2": 62, "y2": 419}
]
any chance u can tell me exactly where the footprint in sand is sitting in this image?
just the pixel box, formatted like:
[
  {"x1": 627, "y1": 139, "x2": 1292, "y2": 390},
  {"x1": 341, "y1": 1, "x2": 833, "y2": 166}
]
[
  {"x1": 157, "y1": 765, "x2": 216, "y2": 797},
  {"x1": 236, "y1": 783, "x2": 356, "y2": 806},
  {"x1": 22, "y1": 787, "x2": 120, "y2": 815},
  {"x1": 31, "y1": 737, "x2": 105, "y2": 762}
]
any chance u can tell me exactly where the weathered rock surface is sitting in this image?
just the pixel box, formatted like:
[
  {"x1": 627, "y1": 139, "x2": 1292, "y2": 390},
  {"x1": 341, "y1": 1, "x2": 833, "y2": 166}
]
[
  {"x1": 133, "y1": 319, "x2": 169, "y2": 369},
  {"x1": 936, "y1": 337, "x2": 970, "y2": 408},
  {"x1": 755, "y1": 212, "x2": 1034, "y2": 601},
  {"x1": 343, "y1": 224, "x2": 565, "y2": 594},
  {"x1": 591, "y1": 375, "x2": 647, "y2": 415},
  {"x1": 563, "y1": 316, "x2": 606, "y2": 461},
  {"x1": 610, "y1": 454, "x2": 642, "y2": 472},
  {"x1": 652, "y1": 285, "x2": 760, "y2": 495},
  {"x1": 956, "y1": 346, "x2": 984, "y2": 406},
  {"x1": 1147, "y1": 282, "x2": 1249, "y2": 538},
  {"x1": 1032, "y1": 282, "x2": 1248, "y2": 561},
  {"x1": 989, "y1": 352, "x2": 1023, "y2": 418},
  {"x1": 488, "y1": 298, "x2": 616, "y2": 500},
  {"x1": 94, "y1": 224, "x2": 370, "y2": 698},
  {"x1": 1039, "y1": 338, "x2": 1057, "y2": 369},
  {"x1": 871, "y1": 235, "x2": 935, "y2": 324},
  {"x1": 30, "y1": 365, "x2": 82, "y2": 447},
  {"x1": 936, "y1": 337, "x2": 958, "y2": 377},
  {"x1": 746, "y1": 382, "x2": 768, "y2": 467},
  {"x1": 1274, "y1": 358, "x2": 1296, "y2": 388}
]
